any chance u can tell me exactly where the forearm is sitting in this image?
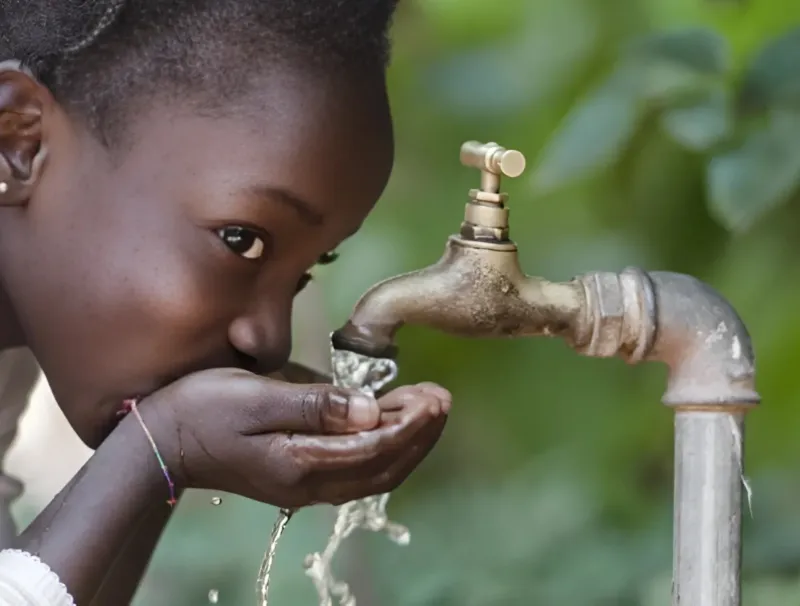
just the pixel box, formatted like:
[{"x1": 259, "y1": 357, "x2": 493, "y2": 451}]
[
  {"x1": 89, "y1": 497, "x2": 180, "y2": 606},
  {"x1": 15, "y1": 414, "x2": 168, "y2": 605}
]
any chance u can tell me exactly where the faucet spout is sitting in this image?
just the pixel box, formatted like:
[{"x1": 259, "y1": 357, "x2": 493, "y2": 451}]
[{"x1": 331, "y1": 236, "x2": 587, "y2": 359}]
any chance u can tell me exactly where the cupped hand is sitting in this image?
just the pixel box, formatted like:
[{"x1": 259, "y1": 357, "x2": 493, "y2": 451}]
[{"x1": 138, "y1": 369, "x2": 450, "y2": 509}]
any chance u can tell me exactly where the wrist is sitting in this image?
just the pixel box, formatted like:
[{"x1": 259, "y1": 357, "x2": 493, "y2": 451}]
[{"x1": 111, "y1": 402, "x2": 183, "y2": 503}]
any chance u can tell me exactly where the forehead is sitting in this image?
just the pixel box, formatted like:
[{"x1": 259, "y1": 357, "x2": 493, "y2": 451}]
[{"x1": 114, "y1": 69, "x2": 394, "y2": 230}]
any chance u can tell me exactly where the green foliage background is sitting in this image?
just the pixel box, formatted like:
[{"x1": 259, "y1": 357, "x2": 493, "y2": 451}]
[{"x1": 131, "y1": 1, "x2": 800, "y2": 603}]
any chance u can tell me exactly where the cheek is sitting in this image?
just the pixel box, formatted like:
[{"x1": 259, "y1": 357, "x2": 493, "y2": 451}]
[
  {"x1": 91, "y1": 243, "x2": 233, "y2": 350},
  {"x1": 13, "y1": 215, "x2": 236, "y2": 383}
]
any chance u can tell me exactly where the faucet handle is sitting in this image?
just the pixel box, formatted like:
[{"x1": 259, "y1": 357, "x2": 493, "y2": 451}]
[
  {"x1": 458, "y1": 141, "x2": 525, "y2": 242},
  {"x1": 460, "y1": 141, "x2": 526, "y2": 178},
  {"x1": 460, "y1": 141, "x2": 526, "y2": 195}
]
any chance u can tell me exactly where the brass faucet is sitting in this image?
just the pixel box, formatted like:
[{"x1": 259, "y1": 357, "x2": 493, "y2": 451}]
[
  {"x1": 331, "y1": 141, "x2": 588, "y2": 359},
  {"x1": 331, "y1": 140, "x2": 760, "y2": 606}
]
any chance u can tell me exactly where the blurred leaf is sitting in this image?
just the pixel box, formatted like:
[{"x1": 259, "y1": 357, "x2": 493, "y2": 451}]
[
  {"x1": 532, "y1": 67, "x2": 645, "y2": 193},
  {"x1": 740, "y1": 26, "x2": 800, "y2": 112},
  {"x1": 423, "y1": 1, "x2": 601, "y2": 117},
  {"x1": 706, "y1": 111, "x2": 800, "y2": 232},
  {"x1": 423, "y1": 47, "x2": 545, "y2": 115},
  {"x1": 660, "y1": 85, "x2": 733, "y2": 151},
  {"x1": 638, "y1": 60, "x2": 719, "y2": 105},
  {"x1": 626, "y1": 27, "x2": 730, "y2": 75},
  {"x1": 622, "y1": 28, "x2": 730, "y2": 106},
  {"x1": 415, "y1": 0, "x2": 527, "y2": 46}
]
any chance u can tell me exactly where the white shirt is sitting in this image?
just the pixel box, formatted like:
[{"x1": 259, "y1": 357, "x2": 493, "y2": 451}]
[{"x1": 0, "y1": 550, "x2": 74, "y2": 605}]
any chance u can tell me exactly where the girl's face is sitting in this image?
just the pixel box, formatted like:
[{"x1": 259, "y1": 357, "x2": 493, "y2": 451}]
[{"x1": 0, "y1": 69, "x2": 395, "y2": 447}]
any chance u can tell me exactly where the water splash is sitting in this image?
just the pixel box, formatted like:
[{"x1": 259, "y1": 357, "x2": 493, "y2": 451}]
[
  {"x1": 253, "y1": 343, "x2": 403, "y2": 606},
  {"x1": 256, "y1": 508, "x2": 294, "y2": 605},
  {"x1": 303, "y1": 345, "x2": 406, "y2": 606}
]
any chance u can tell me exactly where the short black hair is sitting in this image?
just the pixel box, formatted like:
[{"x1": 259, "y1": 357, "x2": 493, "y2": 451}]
[{"x1": 0, "y1": 0, "x2": 398, "y2": 143}]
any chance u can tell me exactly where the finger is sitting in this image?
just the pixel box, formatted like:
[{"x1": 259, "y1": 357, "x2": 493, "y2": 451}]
[
  {"x1": 280, "y1": 395, "x2": 437, "y2": 470},
  {"x1": 376, "y1": 385, "x2": 418, "y2": 412},
  {"x1": 416, "y1": 382, "x2": 453, "y2": 404},
  {"x1": 314, "y1": 393, "x2": 449, "y2": 481},
  {"x1": 378, "y1": 384, "x2": 451, "y2": 413},
  {"x1": 418, "y1": 384, "x2": 452, "y2": 415},
  {"x1": 329, "y1": 410, "x2": 447, "y2": 483},
  {"x1": 214, "y1": 373, "x2": 381, "y2": 435},
  {"x1": 317, "y1": 418, "x2": 448, "y2": 505},
  {"x1": 380, "y1": 398, "x2": 444, "y2": 423}
]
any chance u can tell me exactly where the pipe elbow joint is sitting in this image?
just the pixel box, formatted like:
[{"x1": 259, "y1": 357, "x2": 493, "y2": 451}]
[
  {"x1": 647, "y1": 271, "x2": 759, "y2": 408},
  {"x1": 579, "y1": 268, "x2": 759, "y2": 408}
]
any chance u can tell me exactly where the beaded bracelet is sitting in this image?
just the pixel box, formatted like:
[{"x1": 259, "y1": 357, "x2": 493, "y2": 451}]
[{"x1": 119, "y1": 398, "x2": 178, "y2": 507}]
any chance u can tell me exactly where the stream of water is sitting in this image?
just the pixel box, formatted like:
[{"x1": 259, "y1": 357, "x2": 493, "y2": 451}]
[
  {"x1": 255, "y1": 343, "x2": 405, "y2": 606},
  {"x1": 255, "y1": 508, "x2": 294, "y2": 604}
]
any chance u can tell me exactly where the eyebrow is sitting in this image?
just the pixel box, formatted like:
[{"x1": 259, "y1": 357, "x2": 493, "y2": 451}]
[{"x1": 249, "y1": 184, "x2": 324, "y2": 226}]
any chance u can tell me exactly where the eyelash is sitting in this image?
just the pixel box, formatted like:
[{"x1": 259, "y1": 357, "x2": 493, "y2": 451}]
[{"x1": 297, "y1": 251, "x2": 339, "y2": 294}]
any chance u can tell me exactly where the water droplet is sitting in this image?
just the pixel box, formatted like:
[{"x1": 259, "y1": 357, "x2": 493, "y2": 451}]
[
  {"x1": 388, "y1": 525, "x2": 411, "y2": 546},
  {"x1": 211, "y1": 496, "x2": 222, "y2": 506},
  {"x1": 208, "y1": 589, "x2": 219, "y2": 603}
]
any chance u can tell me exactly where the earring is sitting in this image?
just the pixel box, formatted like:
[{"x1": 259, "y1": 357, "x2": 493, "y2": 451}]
[{"x1": 0, "y1": 146, "x2": 47, "y2": 206}]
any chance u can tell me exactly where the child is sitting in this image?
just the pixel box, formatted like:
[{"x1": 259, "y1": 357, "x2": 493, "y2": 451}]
[{"x1": 0, "y1": 1, "x2": 452, "y2": 604}]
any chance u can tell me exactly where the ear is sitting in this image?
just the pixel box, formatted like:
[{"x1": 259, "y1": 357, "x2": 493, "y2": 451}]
[{"x1": 0, "y1": 60, "x2": 50, "y2": 206}]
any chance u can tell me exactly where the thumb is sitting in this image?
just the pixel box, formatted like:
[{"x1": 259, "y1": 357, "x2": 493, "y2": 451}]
[{"x1": 233, "y1": 374, "x2": 380, "y2": 435}]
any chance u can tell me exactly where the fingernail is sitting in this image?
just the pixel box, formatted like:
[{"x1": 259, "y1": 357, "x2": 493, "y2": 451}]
[
  {"x1": 418, "y1": 383, "x2": 452, "y2": 402},
  {"x1": 329, "y1": 393, "x2": 351, "y2": 419},
  {"x1": 348, "y1": 393, "x2": 379, "y2": 428}
]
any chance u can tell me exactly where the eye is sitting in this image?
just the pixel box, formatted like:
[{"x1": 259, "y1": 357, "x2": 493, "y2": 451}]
[{"x1": 216, "y1": 226, "x2": 267, "y2": 260}]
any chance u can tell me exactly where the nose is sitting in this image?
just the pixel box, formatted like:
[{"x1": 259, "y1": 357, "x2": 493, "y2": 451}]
[{"x1": 228, "y1": 304, "x2": 293, "y2": 375}]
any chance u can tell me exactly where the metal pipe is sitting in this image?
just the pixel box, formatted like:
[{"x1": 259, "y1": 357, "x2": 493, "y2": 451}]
[
  {"x1": 581, "y1": 269, "x2": 758, "y2": 606},
  {"x1": 673, "y1": 411, "x2": 745, "y2": 606},
  {"x1": 650, "y1": 272, "x2": 756, "y2": 606},
  {"x1": 329, "y1": 141, "x2": 759, "y2": 605}
]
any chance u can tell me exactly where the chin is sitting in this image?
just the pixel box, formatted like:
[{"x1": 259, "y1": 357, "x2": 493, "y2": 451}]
[
  {"x1": 65, "y1": 397, "x2": 127, "y2": 450},
  {"x1": 76, "y1": 417, "x2": 116, "y2": 450}
]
